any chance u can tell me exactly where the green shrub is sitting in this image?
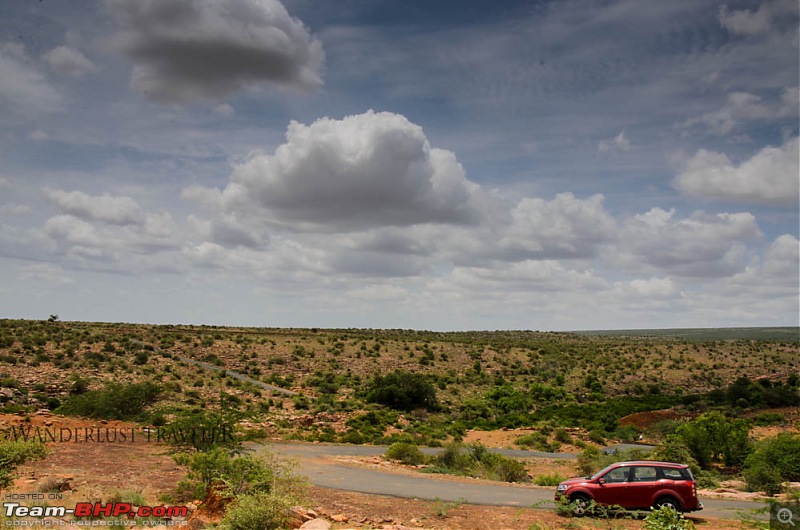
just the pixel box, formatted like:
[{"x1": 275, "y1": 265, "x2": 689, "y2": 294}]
[
  {"x1": 217, "y1": 492, "x2": 296, "y2": 530},
  {"x1": 515, "y1": 432, "x2": 550, "y2": 451},
  {"x1": 534, "y1": 472, "x2": 565, "y2": 486},
  {"x1": 385, "y1": 442, "x2": 428, "y2": 466},
  {"x1": 654, "y1": 438, "x2": 700, "y2": 477},
  {"x1": 431, "y1": 443, "x2": 529, "y2": 483},
  {"x1": 478, "y1": 451, "x2": 529, "y2": 482},
  {"x1": 55, "y1": 381, "x2": 161, "y2": 420},
  {"x1": 175, "y1": 447, "x2": 306, "y2": 502},
  {"x1": 554, "y1": 428, "x2": 572, "y2": 444},
  {"x1": 0, "y1": 440, "x2": 47, "y2": 489},
  {"x1": 743, "y1": 434, "x2": 800, "y2": 495},
  {"x1": 643, "y1": 505, "x2": 696, "y2": 529},
  {"x1": 673, "y1": 412, "x2": 752, "y2": 468},
  {"x1": 753, "y1": 412, "x2": 785, "y2": 426},
  {"x1": 366, "y1": 370, "x2": 439, "y2": 412}
]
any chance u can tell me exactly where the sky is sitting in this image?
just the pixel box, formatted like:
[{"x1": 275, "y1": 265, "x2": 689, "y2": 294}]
[{"x1": 0, "y1": 0, "x2": 798, "y2": 331}]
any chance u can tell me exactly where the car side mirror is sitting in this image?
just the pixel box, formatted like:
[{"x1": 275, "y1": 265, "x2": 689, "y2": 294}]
[{"x1": 598, "y1": 478, "x2": 605, "y2": 485}]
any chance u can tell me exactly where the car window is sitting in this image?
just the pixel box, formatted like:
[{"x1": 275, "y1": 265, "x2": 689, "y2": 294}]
[
  {"x1": 603, "y1": 466, "x2": 630, "y2": 483},
  {"x1": 661, "y1": 467, "x2": 687, "y2": 480},
  {"x1": 632, "y1": 466, "x2": 658, "y2": 482}
]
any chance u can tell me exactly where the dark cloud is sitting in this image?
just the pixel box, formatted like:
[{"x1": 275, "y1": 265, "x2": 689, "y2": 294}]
[{"x1": 108, "y1": 0, "x2": 324, "y2": 102}]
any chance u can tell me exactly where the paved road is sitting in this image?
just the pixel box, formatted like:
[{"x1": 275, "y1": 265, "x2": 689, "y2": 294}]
[{"x1": 256, "y1": 442, "x2": 767, "y2": 522}]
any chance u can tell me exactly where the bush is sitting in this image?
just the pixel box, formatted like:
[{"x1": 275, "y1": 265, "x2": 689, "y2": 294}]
[
  {"x1": 753, "y1": 412, "x2": 785, "y2": 426},
  {"x1": 366, "y1": 370, "x2": 439, "y2": 412},
  {"x1": 743, "y1": 434, "x2": 800, "y2": 495},
  {"x1": 516, "y1": 432, "x2": 550, "y2": 451},
  {"x1": 175, "y1": 447, "x2": 306, "y2": 503},
  {"x1": 673, "y1": 412, "x2": 752, "y2": 468},
  {"x1": 385, "y1": 442, "x2": 428, "y2": 466},
  {"x1": 431, "y1": 443, "x2": 529, "y2": 483},
  {"x1": 644, "y1": 505, "x2": 696, "y2": 529},
  {"x1": 654, "y1": 438, "x2": 700, "y2": 477},
  {"x1": 0, "y1": 440, "x2": 47, "y2": 489},
  {"x1": 534, "y1": 472, "x2": 565, "y2": 486},
  {"x1": 55, "y1": 381, "x2": 161, "y2": 420},
  {"x1": 217, "y1": 492, "x2": 296, "y2": 530}
]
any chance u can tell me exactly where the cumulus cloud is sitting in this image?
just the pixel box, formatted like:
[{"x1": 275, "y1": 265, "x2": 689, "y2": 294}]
[
  {"x1": 0, "y1": 204, "x2": 32, "y2": 217},
  {"x1": 0, "y1": 43, "x2": 63, "y2": 113},
  {"x1": 618, "y1": 208, "x2": 762, "y2": 278},
  {"x1": 497, "y1": 193, "x2": 617, "y2": 260},
  {"x1": 38, "y1": 189, "x2": 179, "y2": 268},
  {"x1": 719, "y1": 0, "x2": 797, "y2": 35},
  {"x1": 196, "y1": 110, "x2": 482, "y2": 234},
  {"x1": 684, "y1": 89, "x2": 798, "y2": 134},
  {"x1": 107, "y1": 0, "x2": 324, "y2": 103},
  {"x1": 760, "y1": 234, "x2": 800, "y2": 281},
  {"x1": 673, "y1": 136, "x2": 799, "y2": 206},
  {"x1": 187, "y1": 213, "x2": 268, "y2": 249},
  {"x1": 44, "y1": 189, "x2": 145, "y2": 226},
  {"x1": 21, "y1": 263, "x2": 73, "y2": 286},
  {"x1": 597, "y1": 131, "x2": 631, "y2": 153},
  {"x1": 43, "y1": 212, "x2": 177, "y2": 259},
  {"x1": 42, "y1": 46, "x2": 98, "y2": 77}
]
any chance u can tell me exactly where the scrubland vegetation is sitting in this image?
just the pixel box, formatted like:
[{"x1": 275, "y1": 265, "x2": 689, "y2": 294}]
[{"x1": 0, "y1": 319, "x2": 798, "y2": 523}]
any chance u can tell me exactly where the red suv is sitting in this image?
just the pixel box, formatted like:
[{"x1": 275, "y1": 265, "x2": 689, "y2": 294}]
[{"x1": 555, "y1": 461, "x2": 703, "y2": 514}]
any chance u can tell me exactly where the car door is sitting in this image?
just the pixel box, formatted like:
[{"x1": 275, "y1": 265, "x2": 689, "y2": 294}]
[
  {"x1": 594, "y1": 465, "x2": 631, "y2": 507},
  {"x1": 628, "y1": 465, "x2": 659, "y2": 508}
]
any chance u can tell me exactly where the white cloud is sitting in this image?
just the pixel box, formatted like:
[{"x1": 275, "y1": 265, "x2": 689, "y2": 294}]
[
  {"x1": 28, "y1": 130, "x2": 49, "y2": 142},
  {"x1": 201, "y1": 110, "x2": 482, "y2": 234},
  {"x1": 44, "y1": 188, "x2": 145, "y2": 226},
  {"x1": 38, "y1": 189, "x2": 180, "y2": 268},
  {"x1": 0, "y1": 43, "x2": 63, "y2": 113},
  {"x1": 620, "y1": 277, "x2": 677, "y2": 299},
  {"x1": 43, "y1": 212, "x2": 178, "y2": 261},
  {"x1": 719, "y1": 0, "x2": 797, "y2": 36},
  {"x1": 187, "y1": 213, "x2": 268, "y2": 249},
  {"x1": 673, "y1": 136, "x2": 799, "y2": 206},
  {"x1": 107, "y1": 0, "x2": 324, "y2": 103},
  {"x1": 42, "y1": 46, "x2": 98, "y2": 77},
  {"x1": 684, "y1": 89, "x2": 798, "y2": 134},
  {"x1": 497, "y1": 193, "x2": 617, "y2": 260},
  {"x1": 20, "y1": 263, "x2": 73, "y2": 286},
  {"x1": 617, "y1": 208, "x2": 762, "y2": 278},
  {"x1": 597, "y1": 130, "x2": 631, "y2": 153},
  {"x1": 0, "y1": 204, "x2": 32, "y2": 217},
  {"x1": 214, "y1": 103, "x2": 235, "y2": 117}
]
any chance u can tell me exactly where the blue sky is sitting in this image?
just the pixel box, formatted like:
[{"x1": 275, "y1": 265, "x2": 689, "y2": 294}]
[{"x1": 0, "y1": 0, "x2": 797, "y2": 330}]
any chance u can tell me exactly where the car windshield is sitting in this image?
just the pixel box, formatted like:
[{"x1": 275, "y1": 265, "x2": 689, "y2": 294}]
[{"x1": 590, "y1": 464, "x2": 618, "y2": 480}]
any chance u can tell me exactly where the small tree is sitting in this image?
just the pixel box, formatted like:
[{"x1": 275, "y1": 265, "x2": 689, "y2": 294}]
[
  {"x1": 366, "y1": 370, "x2": 439, "y2": 412},
  {"x1": 674, "y1": 412, "x2": 752, "y2": 468},
  {"x1": 743, "y1": 434, "x2": 800, "y2": 495}
]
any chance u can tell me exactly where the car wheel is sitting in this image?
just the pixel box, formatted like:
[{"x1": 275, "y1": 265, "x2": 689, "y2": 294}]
[
  {"x1": 569, "y1": 494, "x2": 591, "y2": 517},
  {"x1": 654, "y1": 497, "x2": 682, "y2": 512}
]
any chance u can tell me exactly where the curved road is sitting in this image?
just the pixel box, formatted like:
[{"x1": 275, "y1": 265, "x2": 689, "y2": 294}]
[
  {"x1": 129, "y1": 338, "x2": 765, "y2": 522},
  {"x1": 256, "y1": 442, "x2": 767, "y2": 522}
]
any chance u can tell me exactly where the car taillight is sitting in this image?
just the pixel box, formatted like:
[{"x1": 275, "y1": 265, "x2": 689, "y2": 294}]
[{"x1": 692, "y1": 481, "x2": 697, "y2": 496}]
